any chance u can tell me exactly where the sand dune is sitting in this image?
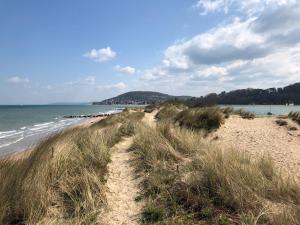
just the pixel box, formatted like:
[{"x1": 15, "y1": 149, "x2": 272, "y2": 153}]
[{"x1": 214, "y1": 116, "x2": 300, "y2": 180}]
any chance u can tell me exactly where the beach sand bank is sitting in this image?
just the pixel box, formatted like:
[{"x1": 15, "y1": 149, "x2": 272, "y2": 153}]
[{"x1": 213, "y1": 116, "x2": 300, "y2": 180}]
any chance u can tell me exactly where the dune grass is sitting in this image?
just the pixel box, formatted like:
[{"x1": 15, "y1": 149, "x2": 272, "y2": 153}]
[
  {"x1": 288, "y1": 112, "x2": 300, "y2": 125},
  {"x1": 175, "y1": 107, "x2": 225, "y2": 132},
  {"x1": 0, "y1": 109, "x2": 145, "y2": 225},
  {"x1": 0, "y1": 122, "x2": 123, "y2": 225},
  {"x1": 130, "y1": 121, "x2": 300, "y2": 225},
  {"x1": 155, "y1": 105, "x2": 181, "y2": 122},
  {"x1": 221, "y1": 107, "x2": 256, "y2": 119}
]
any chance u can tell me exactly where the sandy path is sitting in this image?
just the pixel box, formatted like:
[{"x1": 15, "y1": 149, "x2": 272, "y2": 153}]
[
  {"x1": 214, "y1": 116, "x2": 300, "y2": 180},
  {"x1": 104, "y1": 137, "x2": 143, "y2": 225},
  {"x1": 142, "y1": 110, "x2": 157, "y2": 127}
]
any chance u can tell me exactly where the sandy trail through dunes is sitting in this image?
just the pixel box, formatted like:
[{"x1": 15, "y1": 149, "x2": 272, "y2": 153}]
[
  {"x1": 142, "y1": 110, "x2": 157, "y2": 127},
  {"x1": 214, "y1": 116, "x2": 300, "y2": 180},
  {"x1": 104, "y1": 137, "x2": 143, "y2": 225}
]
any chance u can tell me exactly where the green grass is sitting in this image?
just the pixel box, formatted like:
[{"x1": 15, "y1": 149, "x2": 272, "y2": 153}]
[
  {"x1": 155, "y1": 105, "x2": 181, "y2": 122},
  {"x1": 130, "y1": 122, "x2": 300, "y2": 225},
  {"x1": 175, "y1": 107, "x2": 225, "y2": 132}
]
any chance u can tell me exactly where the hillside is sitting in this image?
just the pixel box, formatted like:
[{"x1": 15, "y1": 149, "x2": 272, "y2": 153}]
[
  {"x1": 93, "y1": 91, "x2": 192, "y2": 105},
  {"x1": 188, "y1": 82, "x2": 300, "y2": 105}
]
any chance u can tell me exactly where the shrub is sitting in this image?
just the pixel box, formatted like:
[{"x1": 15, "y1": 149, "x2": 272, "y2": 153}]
[
  {"x1": 221, "y1": 107, "x2": 235, "y2": 119},
  {"x1": 175, "y1": 107, "x2": 225, "y2": 132},
  {"x1": 155, "y1": 105, "x2": 181, "y2": 121},
  {"x1": 234, "y1": 109, "x2": 256, "y2": 119},
  {"x1": 142, "y1": 205, "x2": 164, "y2": 223}
]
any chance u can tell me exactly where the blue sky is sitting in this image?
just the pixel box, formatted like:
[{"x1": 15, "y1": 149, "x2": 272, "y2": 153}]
[{"x1": 1, "y1": 0, "x2": 300, "y2": 104}]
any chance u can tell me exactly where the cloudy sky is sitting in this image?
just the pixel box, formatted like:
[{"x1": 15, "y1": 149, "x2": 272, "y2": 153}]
[{"x1": 0, "y1": 0, "x2": 299, "y2": 104}]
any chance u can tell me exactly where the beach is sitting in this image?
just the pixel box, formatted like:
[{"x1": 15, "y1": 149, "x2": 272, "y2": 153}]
[{"x1": 214, "y1": 116, "x2": 300, "y2": 180}]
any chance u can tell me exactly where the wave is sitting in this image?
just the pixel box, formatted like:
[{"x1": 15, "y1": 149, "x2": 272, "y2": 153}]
[
  {"x1": 0, "y1": 130, "x2": 17, "y2": 135},
  {"x1": 0, "y1": 131, "x2": 24, "y2": 139},
  {"x1": 0, "y1": 136, "x2": 24, "y2": 148},
  {"x1": 29, "y1": 126, "x2": 50, "y2": 131},
  {"x1": 34, "y1": 122, "x2": 54, "y2": 127}
]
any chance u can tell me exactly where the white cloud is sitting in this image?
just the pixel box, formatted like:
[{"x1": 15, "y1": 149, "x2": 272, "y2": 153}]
[
  {"x1": 7, "y1": 76, "x2": 30, "y2": 84},
  {"x1": 66, "y1": 76, "x2": 96, "y2": 86},
  {"x1": 97, "y1": 82, "x2": 127, "y2": 90},
  {"x1": 136, "y1": 1, "x2": 300, "y2": 96},
  {"x1": 114, "y1": 65, "x2": 136, "y2": 75},
  {"x1": 83, "y1": 47, "x2": 117, "y2": 62},
  {"x1": 195, "y1": 0, "x2": 296, "y2": 15},
  {"x1": 163, "y1": 18, "x2": 267, "y2": 67},
  {"x1": 112, "y1": 82, "x2": 126, "y2": 89}
]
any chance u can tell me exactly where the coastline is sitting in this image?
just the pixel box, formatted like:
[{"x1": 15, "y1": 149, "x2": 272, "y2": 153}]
[{"x1": 1, "y1": 116, "x2": 108, "y2": 159}]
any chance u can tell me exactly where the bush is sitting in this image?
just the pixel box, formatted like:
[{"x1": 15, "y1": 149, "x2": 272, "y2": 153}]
[
  {"x1": 155, "y1": 105, "x2": 181, "y2": 121},
  {"x1": 221, "y1": 107, "x2": 235, "y2": 119},
  {"x1": 234, "y1": 109, "x2": 256, "y2": 119},
  {"x1": 175, "y1": 107, "x2": 225, "y2": 132}
]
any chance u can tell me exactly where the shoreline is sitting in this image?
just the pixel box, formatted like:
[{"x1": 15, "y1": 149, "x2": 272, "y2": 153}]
[{"x1": 0, "y1": 116, "x2": 107, "y2": 159}]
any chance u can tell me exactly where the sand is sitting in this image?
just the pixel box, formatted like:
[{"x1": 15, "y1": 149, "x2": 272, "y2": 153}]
[
  {"x1": 214, "y1": 116, "x2": 300, "y2": 180},
  {"x1": 103, "y1": 137, "x2": 143, "y2": 225},
  {"x1": 141, "y1": 110, "x2": 157, "y2": 127}
]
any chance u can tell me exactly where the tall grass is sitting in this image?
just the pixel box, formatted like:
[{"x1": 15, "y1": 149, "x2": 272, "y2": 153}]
[
  {"x1": 175, "y1": 107, "x2": 225, "y2": 132},
  {"x1": 131, "y1": 123, "x2": 300, "y2": 225},
  {"x1": 155, "y1": 105, "x2": 181, "y2": 121},
  {"x1": 0, "y1": 124, "x2": 121, "y2": 225},
  {"x1": 288, "y1": 112, "x2": 300, "y2": 125},
  {"x1": 221, "y1": 107, "x2": 256, "y2": 119},
  {"x1": 0, "y1": 109, "x2": 145, "y2": 225}
]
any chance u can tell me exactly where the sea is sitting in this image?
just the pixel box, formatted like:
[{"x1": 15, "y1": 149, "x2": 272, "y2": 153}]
[
  {"x1": 0, "y1": 105, "x2": 126, "y2": 156},
  {"x1": 0, "y1": 104, "x2": 299, "y2": 156}
]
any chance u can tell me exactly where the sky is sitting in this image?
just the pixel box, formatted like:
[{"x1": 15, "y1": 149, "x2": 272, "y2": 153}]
[{"x1": 0, "y1": 0, "x2": 300, "y2": 104}]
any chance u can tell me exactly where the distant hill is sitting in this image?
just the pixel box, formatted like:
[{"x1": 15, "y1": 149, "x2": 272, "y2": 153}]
[
  {"x1": 188, "y1": 82, "x2": 300, "y2": 106},
  {"x1": 93, "y1": 91, "x2": 192, "y2": 105}
]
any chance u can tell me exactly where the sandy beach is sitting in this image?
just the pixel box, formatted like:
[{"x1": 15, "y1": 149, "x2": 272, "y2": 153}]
[{"x1": 214, "y1": 116, "x2": 300, "y2": 180}]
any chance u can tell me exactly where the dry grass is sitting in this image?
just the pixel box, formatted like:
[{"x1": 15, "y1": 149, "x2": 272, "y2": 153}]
[
  {"x1": 221, "y1": 107, "x2": 256, "y2": 120},
  {"x1": 155, "y1": 105, "x2": 181, "y2": 122},
  {"x1": 130, "y1": 122, "x2": 300, "y2": 225},
  {"x1": 175, "y1": 107, "x2": 225, "y2": 132},
  {"x1": 288, "y1": 112, "x2": 300, "y2": 125},
  {"x1": 0, "y1": 123, "x2": 122, "y2": 225},
  {"x1": 0, "y1": 109, "x2": 145, "y2": 225},
  {"x1": 144, "y1": 105, "x2": 157, "y2": 113}
]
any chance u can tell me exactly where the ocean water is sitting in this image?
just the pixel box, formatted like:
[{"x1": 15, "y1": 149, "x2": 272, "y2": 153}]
[
  {"x1": 0, "y1": 105, "x2": 126, "y2": 155},
  {"x1": 221, "y1": 105, "x2": 300, "y2": 116}
]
